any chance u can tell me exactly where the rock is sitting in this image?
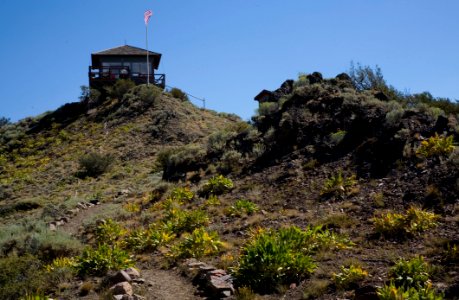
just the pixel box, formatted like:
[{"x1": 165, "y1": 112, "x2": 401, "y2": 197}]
[
  {"x1": 222, "y1": 290, "x2": 232, "y2": 298},
  {"x1": 59, "y1": 217, "x2": 69, "y2": 223},
  {"x1": 89, "y1": 199, "x2": 100, "y2": 205},
  {"x1": 112, "y1": 295, "x2": 124, "y2": 300},
  {"x1": 354, "y1": 285, "x2": 379, "y2": 300},
  {"x1": 206, "y1": 269, "x2": 235, "y2": 296},
  {"x1": 49, "y1": 222, "x2": 57, "y2": 231},
  {"x1": 111, "y1": 270, "x2": 132, "y2": 284},
  {"x1": 307, "y1": 72, "x2": 323, "y2": 84},
  {"x1": 336, "y1": 73, "x2": 352, "y2": 82},
  {"x1": 124, "y1": 267, "x2": 141, "y2": 279},
  {"x1": 77, "y1": 202, "x2": 87, "y2": 210},
  {"x1": 56, "y1": 220, "x2": 65, "y2": 226},
  {"x1": 118, "y1": 189, "x2": 130, "y2": 196},
  {"x1": 132, "y1": 278, "x2": 145, "y2": 284},
  {"x1": 110, "y1": 282, "x2": 133, "y2": 296},
  {"x1": 96, "y1": 219, "x2": 106, "y2": 226},
  {"x1": 199, "y1": 264, "x2": 216, "y2": 273},
  {"x1": 133, "y1": 295, "x2": 146, "y2": 300}
]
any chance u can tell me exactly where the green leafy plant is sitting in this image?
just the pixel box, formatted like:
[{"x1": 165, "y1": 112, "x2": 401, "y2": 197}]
[
  {"x1": 95, "y1": 219, "x2": 126, "y2": 246},
  {"x1": 226, "y1": 199, "x2": 259, "y2": 217},
  {"x1": 170, "y1": 187, "x2": 194, "y2": 203},
  {"x1": 373, "y1": 206, "x2": 439, "y2": 237},
  {"x1": 76, "y1": 244, "x2": 133, "y2": 276},
  {"x1": 320, "y1": 170, "x2": 357, "y2": 197},
  {"x1": 20, "y1": 293, "x2": 50, "y2": 300},
  {"x1": 328, "y1": 130, "x2": 347, "y2": 146},
  {"x1": 390, "y1": 256, "x2": 431, "y2": 290},
  {"x1": 124, "y1": 225, "x2": 175, "y2": 253},
  {"x1": 199, "y1": 175, "x2": 234, "y2": 197},
  {"x1": 377, "y1": 256, "x2": 443, "y2": 300},
  {"x1": 234, "y1": 226, "x2": 353, "y2": 292},
  {"x1": 165, "y1": 209, "x2": 210, "y2": 235},
  {"x1": 416, "y1": 133, "x2": 455, "y2": 158},
  {"x1": 377, "y1": 283, "x2": 443, "y2": 300},
  {"x1": 171, "y1": 227, "x2": 223, "y2": 259},
  {"x1": 444, "y1": 242, "x2": 459, "y2": 263},
  {"x1": 332, "y1": 264, "x2": 368, "y2": 290},
  {"x1": 44, "y1": 257, "x2": 77, "y2": 273},
  {"x1": 204, "y1": 194, "x2": 221, "y2": 206}
]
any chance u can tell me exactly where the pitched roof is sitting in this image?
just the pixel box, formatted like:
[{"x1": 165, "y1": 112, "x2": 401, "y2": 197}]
[{"x1": 92, "y1": 45, "x2": 161, "y2": 57}]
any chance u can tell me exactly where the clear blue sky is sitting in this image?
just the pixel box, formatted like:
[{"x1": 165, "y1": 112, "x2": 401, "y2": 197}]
[{"x1": 1, "y1": 1, "x2": 458, "y2": 122}]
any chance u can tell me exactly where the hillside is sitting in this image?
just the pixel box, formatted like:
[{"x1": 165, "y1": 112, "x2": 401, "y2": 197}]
[{"x1": 0, "y1": 75, "x2": 458, "y2": 300}]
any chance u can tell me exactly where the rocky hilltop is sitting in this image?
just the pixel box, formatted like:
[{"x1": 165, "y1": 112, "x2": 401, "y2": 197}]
[{"x1": 0, "y1": 74, "x2": 458, "y2": 299}]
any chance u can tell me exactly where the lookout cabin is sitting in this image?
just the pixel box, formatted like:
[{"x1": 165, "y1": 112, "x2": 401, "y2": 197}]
[{"x1": 88, "y1": 45, "x2": 165, "y2": 89}]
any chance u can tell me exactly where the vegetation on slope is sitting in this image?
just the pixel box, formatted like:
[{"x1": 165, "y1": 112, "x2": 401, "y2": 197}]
[{"x1": 0, "y1": 67, "x2": 458, "y2": 299}]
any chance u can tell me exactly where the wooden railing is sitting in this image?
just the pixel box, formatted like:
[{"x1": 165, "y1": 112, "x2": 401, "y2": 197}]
[{"x1": 89, "y1": 66, "x2": 165, "y2": 88}]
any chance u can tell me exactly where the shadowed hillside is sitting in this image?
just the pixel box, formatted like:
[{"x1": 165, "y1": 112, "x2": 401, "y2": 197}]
[{"x1": 0, "y1": 74, "x2": 458, "y2": 299}]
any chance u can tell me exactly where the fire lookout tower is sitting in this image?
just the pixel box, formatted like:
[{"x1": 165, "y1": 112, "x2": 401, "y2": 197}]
[{"x1": 88, "y1": 45, "x2": 165, "y2": 89}]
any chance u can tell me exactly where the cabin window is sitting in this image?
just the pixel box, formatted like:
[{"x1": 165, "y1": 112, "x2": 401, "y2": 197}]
[{"x1": 132, "y1": 62, "x2": 151, "y2": 75}]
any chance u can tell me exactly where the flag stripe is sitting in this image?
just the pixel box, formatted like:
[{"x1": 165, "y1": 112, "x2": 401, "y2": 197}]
[{"x1": 144, "y1": 10, "x2": 153, "y2": 25}]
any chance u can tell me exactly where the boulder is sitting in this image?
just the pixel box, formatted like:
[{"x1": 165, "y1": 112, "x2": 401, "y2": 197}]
[
  {"x1": 111, "y1": 270, "x2": 132, "y2": 284},
  {"x1": 307, "y1": 72, "x2": 323, "y2": 84},
  {"x1": 110, "y1": 282, "x2": 133, "y2": 296},
  {"x1": 124, "y1": 267, "x2": 141, "y2": 279}
]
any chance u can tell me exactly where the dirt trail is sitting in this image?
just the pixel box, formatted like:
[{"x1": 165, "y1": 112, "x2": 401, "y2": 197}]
[
  {"x1": 138, "y1": 268, "x2": 200, "y2": 300},
  {"x1": 59, "y1": 204, "x2": 201, "y2": 299},
  {"x1": 60, "y1": 203, "x2": 108, "y2": 236}
]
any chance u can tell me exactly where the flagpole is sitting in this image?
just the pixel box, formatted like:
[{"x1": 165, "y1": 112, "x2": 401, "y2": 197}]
[{"x1": 146, "y1": 22, "x2": 150, "y2": 86}]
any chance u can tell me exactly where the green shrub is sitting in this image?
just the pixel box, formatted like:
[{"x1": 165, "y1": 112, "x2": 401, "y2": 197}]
[
  {"x1": 0, "y1": 222, "x2": 83, "y2": 259},
  {"x1": 373, "y1": 206, "x2": 439, "y2": 237},
  {"x1": 234, "y1": 226, "x2": 353, "y2": 292},
  {"x1": 124, "y1": 225, "x2": 175, "y2": 253},
  {"x1": 171, "y1": 227, "x2": 223, "y2": 259},
  {"x1": 106, "y1": 79, "x2": 136, "y2": 99},
  {"x1": 0, "y1": 117, "x2": 10, "y2": 128},
  {"x1": 78, "y1": 152, "x2": 114, "y2": 177},
  {"x1": 20, "y1": 293, "x2": 50, "y2": 300},
  {"x1": 163, "y1": 204, "x2": 210, "y2": 234},
  {"x1": 377, "y1": 256, "x2": 443, "y2": 299},
  {"x1": 169, "y1": 87, "x2": 189, "y2": 102},
  {"x1": 218, "y1": 149, "x2": 243, "y2": 173},
  {"x1": 377, "y1": 283, "x2": 443, "y2": 300},
  {"x1": 76, "y1": 244, "x2": 133, "y2": 276},
  {"x1": 158, "y1": 144, "x2": 206, "y2": 179},
  {"x1": 444, "y1": 242, "x2": 459, "y2": 263},
  {"x1": 130, "y1": 84, "x2": 162, "y2": 106},
  {"x1": 416, "y1": 134, "x2": 455, "y2": 158},
  {"x1": 257, "y1": 102, "x2": 279, "y2": 116},
  {"x1": 204, "y1": 195, "x2": 221, "y2": 206},
  {"x1": 332, "y1": 264, "x2": 368, "y2": 290},
  {"x1": 328, "y1": 130, "x2": 347, "y2": 146},
  {"x1": 390, "y1": 256, "x2": 430, "y2": 290},
  {"x1": 0, "y1": 255, "x2": 46, "y2": 300},
  {"x1": 199, "y1": 175, "x2": 234, "y2": 197},
  {"x1": 95, "y1": 219, "x2": 125, "y2": 246},
  {"x1": 169, "y1": 187, "x2": 194, "y2": 203},
  {"x1": 320, "y1": 170, "x2": 357, "y2": 197},
  {"x1": 226, "y1": 199, "x2": 259, "y2": 217}
]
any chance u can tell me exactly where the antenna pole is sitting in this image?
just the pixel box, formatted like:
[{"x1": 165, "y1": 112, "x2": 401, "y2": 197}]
[{"x1": 146, "y1": 23, "x2": 150, "y2": 86}]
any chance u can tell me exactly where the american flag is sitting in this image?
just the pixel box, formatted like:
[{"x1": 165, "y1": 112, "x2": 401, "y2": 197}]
[{"x1": 144, "y1": 10, "x2": 153, "y2": 25}]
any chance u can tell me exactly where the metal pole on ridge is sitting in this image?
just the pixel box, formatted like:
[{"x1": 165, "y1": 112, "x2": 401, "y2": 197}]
[{"x1": 144, "y1": 10, "x2": 153, "y2": 86}]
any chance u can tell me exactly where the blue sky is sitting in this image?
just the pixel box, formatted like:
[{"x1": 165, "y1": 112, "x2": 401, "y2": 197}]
[{"x1": 1, "y1": 1, "x2": 458, "y2": 122}]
